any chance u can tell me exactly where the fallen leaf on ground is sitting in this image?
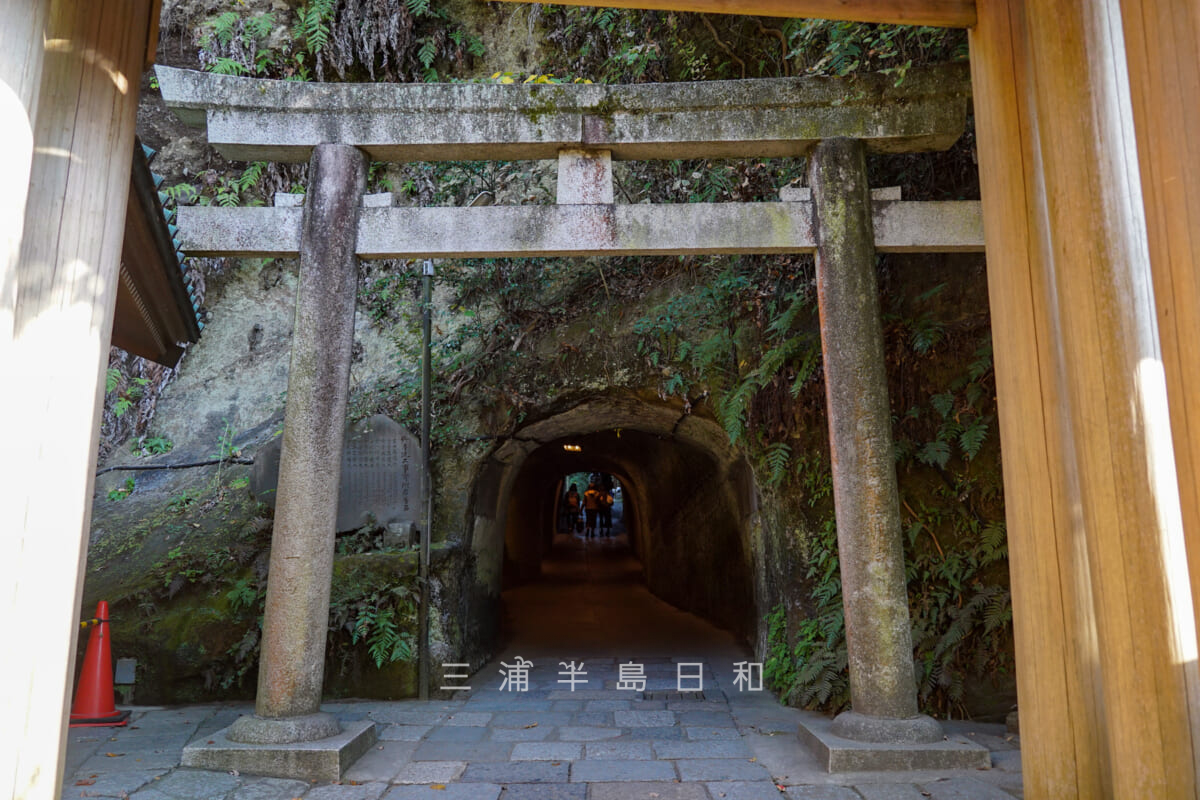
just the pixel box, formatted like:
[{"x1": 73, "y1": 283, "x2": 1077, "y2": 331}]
[
  {"x1": 103, "y1": 753, "x2": 124, "y2": 758},
  {"x1": 74, "y1": 780, "x2": 95, "y2": 786},
  {"x1": 430, "y1": 784, "x2": 446, "y2": 790},
  {"x1": 523, "y1": 722, "x2": 538, "y2": 728}
]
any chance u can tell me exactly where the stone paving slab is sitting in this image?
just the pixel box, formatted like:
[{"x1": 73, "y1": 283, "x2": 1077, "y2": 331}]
[
  {"x1": 570, "y1": 712, "x2": 611, "y2": 727},
  {"x1": 459, "y1": 760, "x2": 570, "y2": 783},
  {"x1": 583, "y1": 741, "x2": 652, "y2": 760},
  {"x1": 688, "y1": 727, "x2": 743, "y2": 741},
  {"x1": 490, "y1": 726, "x2": 553, "y2": 742},
  {"x1": 918, "y1": 777, "x2": 1019, "y2": 800},
  {"x1": 343, "y1": 742, "x2": 415, "y2": 782},
  {"x1": 491, "y1": 711, "x2": 575, "y2": 728},
  {"x1": 411, "y1": 741, "x2": 513, "y2": 762},
  {"x1": 546, "y1": 691, "x2": 626, "y2": 700},
  {"x1": 584, "y1": 700, "x2": 630, "y2": 711},
  {"x1": 556, "y1": 727, "x2": 622, "y2": 741},
  {"x1": 510, "y1": 742, "x2": 582, "y2": 761},
  {"x1": 377, "y1": 725, "x2": 431, "y2": 742},
  {"x1": 383, "y1": 786, "x2": 501, "y2": 800},
  {"x1": 586, "y1": 783, "x2": 710, "y2": 800},
  {"x1": 550, "y1": 700, "x2": 584, "y2": 712},
  {"x1": 653, "y1": 741, "x2": 752, "y2": 760},
  {"x1": 497, "y1": 784, "x2": 586, "y2": 799},
  {"x1": 442, "y1": 712, "x2": 492, "y2": 726},
  {"x1": 853, "y1": 785, "x2": 927, "y2": 800},
  {"x1": 678, "y1": 711, "x2": 737, "y2": 727},
  {"x1": 78, "y1": 749, "x2": 186, "y2": 773},
  {"x1": 425, "y1": 725, "x2": 488, "y2": 743},
  {"x1": 60, "y1": 769, "x2": 166, "y2": 800},
  {"x1": 463, "y1": 698, "x2": 556, "y2": 712},
  {"x1": 786, "y1": 786, "x2": 864, "y2": 800},
  {"x1": 365, "y1": 710, "x2": 448, "y2": 725},
  {"x1": 676, "y1": 758, "x2": 775, "y2": 782},
  {"x1": 618, "y1": 726, "x2": 684, "y2": 740},
  {"x1": 706, "y1": 781, "x2": 789, "y2": 799},
  {"x1": 302, "y1": 782, "x2": 389, "y2": 800},
  {"x1": 391, "y1": 760, "x2": 465, "y2": 784},
  {"x1": 569, "y1": 759, "x2": 676, "y2": 782},
  {"x1": 226, "y1": 778, "x2": 315, "y2": 800},
  {"x1": 134, "y1": 768, "x2": 240, "y2": 799},
  {"x1": 122, "y1": 787, "x2": 174, "y2": 800}
]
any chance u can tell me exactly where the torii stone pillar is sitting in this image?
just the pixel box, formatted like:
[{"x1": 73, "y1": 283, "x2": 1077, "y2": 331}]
[
  {"x1": 802, "y1": 138, "x2": 965, "y2": 768},
  {"x1": 223, "y1": 143, "x2": 370, "y2": 751}
]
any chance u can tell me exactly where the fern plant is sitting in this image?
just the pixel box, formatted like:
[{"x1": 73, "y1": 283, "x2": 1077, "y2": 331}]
[
  {"x1": 298, "y1": 0, "x2": 336, "y2": 55},
  {"x1": 332, "y1": 580, "x2": 420, "y2": 670}
]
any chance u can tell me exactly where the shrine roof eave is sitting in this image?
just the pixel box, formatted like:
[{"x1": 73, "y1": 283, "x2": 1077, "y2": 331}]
[{"x1": 112, "y1": 140, "x2": 202, "y2": 367}]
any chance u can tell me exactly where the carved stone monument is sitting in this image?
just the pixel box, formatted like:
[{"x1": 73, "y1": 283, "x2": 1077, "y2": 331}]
[{"x1": 252, "y1": 414, "x2": 423, "y2": 532}]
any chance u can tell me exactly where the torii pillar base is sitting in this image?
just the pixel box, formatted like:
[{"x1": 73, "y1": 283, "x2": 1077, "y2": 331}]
[
  {"x1": 182, "y1": 718, "x2": 376, "y2": 782},
  {"x1": 797, "y1": 713, "x2": 990, "y2": 772}
]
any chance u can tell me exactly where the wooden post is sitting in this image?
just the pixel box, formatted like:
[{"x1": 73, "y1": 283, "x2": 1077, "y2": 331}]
[
  {"x1": 1120, "y1": 0, "x2": 1200, "y2": 650},
  {"x1": 0, "y1": 0, "x2": 48, "y2": 356},
  {"x1": 968, "y1": 3, "x2": 1109, "y2": 797},
  {"x1": 0, "y1": 2, "x2": 50, "y2": 794},
  {"x1": 1, "y1": 1, "x2": 151, "y2": 798},
  {"x1": 974, "y1": 0, "x2": 1200, "y2": 791},
  {"x1": 1018, "y1": 0, "x2": 1199, "y2": 795}
]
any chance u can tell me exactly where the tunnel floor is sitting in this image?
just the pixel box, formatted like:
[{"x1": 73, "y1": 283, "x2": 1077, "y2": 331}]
[{"x1": 497, "y1": 531, "x2": 750, "y2": 664}]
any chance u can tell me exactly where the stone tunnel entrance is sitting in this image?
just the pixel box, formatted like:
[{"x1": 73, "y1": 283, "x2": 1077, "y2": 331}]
[{"x1": 465, "y1": 395, "x2": 760, "y2": 661}]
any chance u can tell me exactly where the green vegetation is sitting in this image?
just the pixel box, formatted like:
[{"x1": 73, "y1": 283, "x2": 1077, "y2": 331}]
[
  {"x1": 544, "y1": 9, "x2": 965, "y2": 84},
  {"x1": 195, "y1": 0, "x2": 484, "y2": 84},
  {"x1": 107, "y1": 476, "x2": 135, "y2": 502},
  {"x1": 750, "y1": 280, "x2": 1010, "y2": 717}
]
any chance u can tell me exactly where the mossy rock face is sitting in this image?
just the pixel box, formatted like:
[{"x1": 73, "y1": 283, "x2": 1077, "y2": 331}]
[
  {"x1": 97, "y1": 548, "x2": 473, "y2": 703},
  {"x1": 107, "y1": 583, "x2": 262, "y2": 704},
  {"x1": 325, "y1": 655, "x2": 418, "y2": 699}
]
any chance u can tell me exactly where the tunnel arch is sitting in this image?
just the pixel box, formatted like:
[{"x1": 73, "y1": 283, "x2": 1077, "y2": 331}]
[{"x1": 464, "y1": 393, "x2": 762, "y2": 649}]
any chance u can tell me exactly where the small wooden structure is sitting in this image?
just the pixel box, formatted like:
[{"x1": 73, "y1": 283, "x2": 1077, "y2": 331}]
[{"x1": 3, "y1": 0, "x2": 1200, "y2": 797}]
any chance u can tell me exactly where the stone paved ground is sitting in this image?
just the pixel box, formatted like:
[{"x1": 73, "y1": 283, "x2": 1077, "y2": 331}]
[
  {"x1": 61, "y1": 664, "x2": 1022, "y2": 800},
  {"x1": 63, "y1": 534, "x2": 1022, "y2": 799}
]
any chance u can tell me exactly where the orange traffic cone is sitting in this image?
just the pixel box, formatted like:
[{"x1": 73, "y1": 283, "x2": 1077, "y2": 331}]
[{"x1": 69, "y1": 601, "x2": 130, "y2": 727}]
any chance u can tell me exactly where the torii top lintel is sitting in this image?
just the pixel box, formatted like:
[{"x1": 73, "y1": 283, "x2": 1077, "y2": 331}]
[{"x1": 155, "y1": 62, "x2": 970, "y2": 164}]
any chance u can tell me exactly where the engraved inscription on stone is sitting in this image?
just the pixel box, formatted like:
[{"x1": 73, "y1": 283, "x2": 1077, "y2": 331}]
[{"x1": 250, "y1": 414, "x2": 423, "y2": 532}]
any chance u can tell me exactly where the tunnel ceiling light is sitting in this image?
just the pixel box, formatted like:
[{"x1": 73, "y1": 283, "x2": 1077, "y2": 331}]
[{"x1": 563, "y1": 444, "x2": 582, "y2": 452}]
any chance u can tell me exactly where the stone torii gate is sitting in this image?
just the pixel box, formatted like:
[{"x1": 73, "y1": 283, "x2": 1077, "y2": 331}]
[
  {"x1": 7, "y1": 1, "x2": 1200, "y2": 798},
  {"x1": 157, "y1": 64, "x2": 986, "y2": 779}
]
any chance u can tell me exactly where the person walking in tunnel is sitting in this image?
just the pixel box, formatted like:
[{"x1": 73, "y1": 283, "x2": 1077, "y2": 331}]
[
  {"x1": 563, "y1": 483, "x2": 581, "y2": 534},
  {"x1": 583, "y1": 481, "x2": 602, "y2": 539},
  {"x1": 600, "y1": 484, "x2": 614, "y2": 537}
]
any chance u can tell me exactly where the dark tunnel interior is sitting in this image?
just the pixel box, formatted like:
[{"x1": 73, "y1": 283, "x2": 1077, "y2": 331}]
[{"x1": 495, "y1": 426, "x2": 759, "y2": 646}]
